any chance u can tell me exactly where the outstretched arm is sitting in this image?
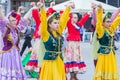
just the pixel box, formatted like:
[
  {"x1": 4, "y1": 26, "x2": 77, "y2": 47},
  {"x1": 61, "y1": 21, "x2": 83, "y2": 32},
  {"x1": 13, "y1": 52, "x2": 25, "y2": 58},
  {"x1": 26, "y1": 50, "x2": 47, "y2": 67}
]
[
  {"x1": 16, "y1": 6, "x2": 24, "y2": 25},
  {"x1": 111, "y1": 8, "x2": 120, "y2": 21},
  {"x1": 39, "y1": 0, "x2": 49, "y2": 42},
  {"x1": 96, "y1": 4, "x2": 104, "y2": 38},
  {"x1": 57, "y1": 2, "x2": 74, "y2": 35},
  {"x1": 91, "y1": 3, "x2": 97, "y2": 27},
  {"x1": 110, "y1": 13, "x2": 120, "y2": 32},
  {"x1": 17, "y1": 6, "x2": 33, "y2": 31},
  {"x1": 77, "y1": 12, "x2": 90, "y2": 27}
]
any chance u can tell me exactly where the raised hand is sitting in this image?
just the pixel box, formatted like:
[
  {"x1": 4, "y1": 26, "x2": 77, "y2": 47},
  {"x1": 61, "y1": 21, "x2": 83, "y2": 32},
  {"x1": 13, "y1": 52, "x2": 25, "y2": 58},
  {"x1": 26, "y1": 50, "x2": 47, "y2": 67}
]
[
  {"x1": 40, "y1": 0, "x2": 44, "y2": 3},
  {"x1": 91, "y1": 3, "x2": 97, "y2": 9},
  {"x1": 30, "y1": 2, "x2": 36, "y2": 7},
  {"x1": 17, "y1": 6, "x2": 24, "y2": 13},
  {"x1": 97, "y1": 4, "x2": 102, "y2": 9},
  {"x1": 38, "y1": 0, "x2": 44, "y2": 8},
  {"x1": 66, "y1": 2, "x2": 75, "y2": 9},
  {"x1": 50, "y1": 2, "x2": 55, "y2": 7}
]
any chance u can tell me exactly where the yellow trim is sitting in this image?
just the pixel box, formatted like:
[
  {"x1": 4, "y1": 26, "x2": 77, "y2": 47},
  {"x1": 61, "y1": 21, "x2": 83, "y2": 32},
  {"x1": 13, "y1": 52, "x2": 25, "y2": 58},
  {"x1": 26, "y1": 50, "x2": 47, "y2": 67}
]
[{"x1": 46, "y1": 50, "x2": 61, "y2": 54}]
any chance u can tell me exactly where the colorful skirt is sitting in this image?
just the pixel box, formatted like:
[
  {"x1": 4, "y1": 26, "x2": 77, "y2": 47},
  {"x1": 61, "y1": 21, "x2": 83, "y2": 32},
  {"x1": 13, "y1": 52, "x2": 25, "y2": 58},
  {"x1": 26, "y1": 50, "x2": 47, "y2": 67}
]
[
  {"x1": 93, "y1": 51, "x2": 119, "y2": 80},
  {"x1": 25, "y1": 39, "x2": 40, "y2": 78},
  {"x1": 25, "y1": 38, "x2": 45, "y2": 78},
  {"x1": 40, "y1": 56, "x2": 66, "y2": 80},
  {"x1": 0, "y1": 47, "x2": 26, "y2": 80},
  {"x1": 22, "y1": 51, "x2": 38, "y2": 78},
  {"x1": 64, "y1": 41, "x2": 86, "y2": 73},
  {"x1": 22, "y1": 52, "x2": 31, "y2": 67}
]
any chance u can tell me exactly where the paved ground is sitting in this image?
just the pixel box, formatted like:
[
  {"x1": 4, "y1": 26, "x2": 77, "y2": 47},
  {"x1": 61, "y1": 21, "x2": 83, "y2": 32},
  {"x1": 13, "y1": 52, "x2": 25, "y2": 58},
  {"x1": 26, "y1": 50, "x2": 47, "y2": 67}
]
[{"x1": 20, "y1": 39, "x2": 120, "y2": 80}]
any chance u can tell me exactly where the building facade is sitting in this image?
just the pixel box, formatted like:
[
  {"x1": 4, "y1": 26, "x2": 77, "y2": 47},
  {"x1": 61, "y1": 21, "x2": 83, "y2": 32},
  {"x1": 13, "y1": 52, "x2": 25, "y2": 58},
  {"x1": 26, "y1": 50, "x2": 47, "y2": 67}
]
[
  {"x1": 8, "y1": 0, "x2": 68, "y2": 13},
  {"x1": 97, "y1": 0, "x2": 120, "y2": 7}
]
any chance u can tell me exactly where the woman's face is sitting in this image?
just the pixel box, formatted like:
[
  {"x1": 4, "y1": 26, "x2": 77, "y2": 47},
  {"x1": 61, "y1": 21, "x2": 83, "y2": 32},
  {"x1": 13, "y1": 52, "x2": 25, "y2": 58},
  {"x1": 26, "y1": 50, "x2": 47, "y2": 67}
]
[
  {"x1": 8, "y1": 16, "x2": 17, "y2": 27},
  {"x1": 72, "y1": 13, "x2": 78, "y2": 23},
  {"x1": 49, "y1": 19, "x2": 59, "y2": 31},
  {"x1": 103, "y1": 18, "x2": 112, "y2": 29}
]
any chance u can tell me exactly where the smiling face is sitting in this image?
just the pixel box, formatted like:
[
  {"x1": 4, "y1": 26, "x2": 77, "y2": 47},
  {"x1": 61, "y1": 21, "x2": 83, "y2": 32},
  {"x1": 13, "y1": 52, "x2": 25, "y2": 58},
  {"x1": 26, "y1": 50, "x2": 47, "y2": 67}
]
[
  {"x1": 72, "y1": 13, "x2": 79, "y2": 23},
  {"x1": 8, "y1": 16, "x2": 17, "y2": 27}
]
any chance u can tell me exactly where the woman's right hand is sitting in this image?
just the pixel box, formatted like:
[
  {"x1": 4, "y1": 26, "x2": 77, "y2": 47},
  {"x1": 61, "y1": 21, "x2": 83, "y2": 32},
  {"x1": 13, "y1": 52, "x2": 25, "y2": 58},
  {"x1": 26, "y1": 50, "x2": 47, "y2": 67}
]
[
  {"x1": 38, "y1": 0, "x2": 44, "y2": 8},
  {"x1": 66, "y1": 2, "x2": 75, "y2": 9},
  {"x1": 91, "y1": 3, "x2": 97, "y2": 9},
  {"x1": 97, "y1": 4, "x2": 102, "y2": 9}
]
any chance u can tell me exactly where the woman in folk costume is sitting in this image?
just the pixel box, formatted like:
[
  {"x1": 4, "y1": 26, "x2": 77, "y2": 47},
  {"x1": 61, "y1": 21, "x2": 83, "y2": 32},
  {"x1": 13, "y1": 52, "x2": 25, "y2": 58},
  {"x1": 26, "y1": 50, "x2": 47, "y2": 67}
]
[
  {"x1": 38, "y1": 0, "x2": 74, "y2": 80},
  {"x1": 91, "y1": 3, "x2": 120, "y2": 67},
  {"x1": 93, "y1": 4, "x2": 120, "y2": 80},
  {"x1": 0, "y1": 5, "x2": 32, "y2": 80},
  {"x1": 23, "y1": 2, "x2": 41, "y2": 78},
  {"x1": 64, "y1": 6, "x2": 90, "y2": 80},
  {"x1": 25, "y1": 2, "x2": 56, "y2": 78}
]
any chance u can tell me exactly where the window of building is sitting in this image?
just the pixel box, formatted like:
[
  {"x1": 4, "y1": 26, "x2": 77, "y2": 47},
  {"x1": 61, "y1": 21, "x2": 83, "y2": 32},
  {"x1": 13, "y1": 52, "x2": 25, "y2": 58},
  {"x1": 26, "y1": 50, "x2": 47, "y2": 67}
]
[{"x1": 13, "y1": 1, "x2": 16, "y2": 5}]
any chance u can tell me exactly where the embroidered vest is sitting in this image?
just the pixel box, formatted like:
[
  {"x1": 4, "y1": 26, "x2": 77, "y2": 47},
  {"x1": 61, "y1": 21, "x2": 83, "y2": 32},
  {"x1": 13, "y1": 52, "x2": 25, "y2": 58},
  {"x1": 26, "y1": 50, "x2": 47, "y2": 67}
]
[
  {"x1": 2, "y1": 26, "x2": 20, "y2": 52},
  {"x1": 97, "y1": 30, "x2": 114, "y2": 54},
  {"x1": 43, "y1": 35, "x2": 63, "y2": 60}
]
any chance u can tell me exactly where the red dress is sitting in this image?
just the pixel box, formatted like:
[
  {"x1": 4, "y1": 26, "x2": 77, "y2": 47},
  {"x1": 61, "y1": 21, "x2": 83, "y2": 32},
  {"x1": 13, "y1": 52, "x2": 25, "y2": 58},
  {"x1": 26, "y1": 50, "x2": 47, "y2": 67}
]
[{"x1": 64, "y1": 13, "x2": 89, "y2": 73}]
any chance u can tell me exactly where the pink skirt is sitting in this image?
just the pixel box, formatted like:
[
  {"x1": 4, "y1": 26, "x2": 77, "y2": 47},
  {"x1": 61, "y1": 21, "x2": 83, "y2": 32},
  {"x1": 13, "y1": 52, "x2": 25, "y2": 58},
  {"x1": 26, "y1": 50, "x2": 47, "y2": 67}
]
[{"x1": 64, "y1": 41, "x2": 86, "y2": 73}]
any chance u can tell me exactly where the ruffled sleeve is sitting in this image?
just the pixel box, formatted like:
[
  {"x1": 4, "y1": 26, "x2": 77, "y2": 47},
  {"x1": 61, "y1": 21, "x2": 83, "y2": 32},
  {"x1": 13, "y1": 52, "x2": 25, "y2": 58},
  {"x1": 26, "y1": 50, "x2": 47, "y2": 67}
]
[
  {"x1": 40, "y1": 7, "x2": 49, "y2": 42},
  {"x1": 57, "y1": 7, "x2": 71, "y2": 35},
  {"x1": 96, "y1": 8, "x2": 104, "y2": 38}
]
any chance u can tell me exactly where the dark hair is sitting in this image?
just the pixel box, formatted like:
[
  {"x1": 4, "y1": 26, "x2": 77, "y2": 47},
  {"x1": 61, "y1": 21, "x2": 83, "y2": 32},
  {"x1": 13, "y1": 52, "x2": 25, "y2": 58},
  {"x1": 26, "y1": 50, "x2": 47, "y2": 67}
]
[
  {"x1": 72, "y1": 13, "x2": 82, "y2": 21},
  {"x1": 47, "y1": 12, "x2": 60, "y2": 33}
]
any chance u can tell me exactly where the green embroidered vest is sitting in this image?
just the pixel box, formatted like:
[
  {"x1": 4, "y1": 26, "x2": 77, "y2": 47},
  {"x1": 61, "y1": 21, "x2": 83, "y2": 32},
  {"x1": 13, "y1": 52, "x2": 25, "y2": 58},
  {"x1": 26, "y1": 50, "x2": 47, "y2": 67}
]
[
  {"x1": 43, "y1": 35, "x2": 63, "y2": 60},
  {"x1": 97, "y1": 30, "x2": 114, "y2": 54}
]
